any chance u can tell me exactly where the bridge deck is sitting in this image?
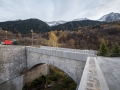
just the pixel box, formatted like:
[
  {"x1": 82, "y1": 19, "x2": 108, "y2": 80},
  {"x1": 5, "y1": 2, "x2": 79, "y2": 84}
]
[{"x1": 97, "y1": 57, "x2": 120, "y2": 90}]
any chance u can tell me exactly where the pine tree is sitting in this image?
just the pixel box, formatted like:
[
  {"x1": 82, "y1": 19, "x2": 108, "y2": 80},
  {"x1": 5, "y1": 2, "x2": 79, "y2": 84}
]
[
  {"x1": 99, "y1": 41, "x2": 108, "y2": 56},
  {"x1": 112, "y1": 43, "x2": 120, "y2": 57}
]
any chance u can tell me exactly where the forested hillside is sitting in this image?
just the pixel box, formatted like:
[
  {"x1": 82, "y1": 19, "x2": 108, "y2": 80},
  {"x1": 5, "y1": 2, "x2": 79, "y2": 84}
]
[
  {"x1": 0, "y1": 19, "x2": 106, "y2": 34},
  {"x1": 0, "y1": 19, "x2": 51, "y2": 34},
  {"x1": 51, "y1": 20, "x2": 105, "y2": 30}
]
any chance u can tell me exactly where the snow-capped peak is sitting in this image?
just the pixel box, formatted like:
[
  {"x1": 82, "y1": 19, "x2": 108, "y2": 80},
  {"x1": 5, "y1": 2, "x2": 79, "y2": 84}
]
[
  {"x1": 73, "y1": 18, "x2": 89, "y2": 21},
  {"x1": 46, "y1": 18, "x2": 89, "y2": 26},
  {"x1": 98, "y1": 12, "x2": 120, "y2": 22},
  {"x1": 46, "y1": 12, "x2": 120, "y2": 26},
  {"x1": 46, "y1": 20, "x2": 67, "y2": 26}
]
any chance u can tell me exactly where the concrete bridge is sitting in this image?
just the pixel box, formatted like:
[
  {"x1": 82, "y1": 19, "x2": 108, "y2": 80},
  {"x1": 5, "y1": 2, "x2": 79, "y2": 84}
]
[{"x1": 0, "y1": 45, "x2": 120, "y2": 90}]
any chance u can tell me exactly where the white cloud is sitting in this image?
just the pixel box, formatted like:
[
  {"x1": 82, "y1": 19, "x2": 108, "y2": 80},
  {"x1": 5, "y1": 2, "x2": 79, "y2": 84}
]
[{"x1": 0, "y1": 0, "x2": 120, "y2": 22}]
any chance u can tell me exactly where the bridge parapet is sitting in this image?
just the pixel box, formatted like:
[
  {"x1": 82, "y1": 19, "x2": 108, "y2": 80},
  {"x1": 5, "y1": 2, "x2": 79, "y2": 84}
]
[
  {"x1": 40, "y1": 46, "x2": 98, "y2": 55},
  {"x1": 78, "y1": 57, "x2": 109, "y2": 90},
  {"x1": 0, "y1": 46, "x2": 26, "y2": 90},
  {"x1": 26, "y1": 46, "x2": 96, "y2": 62}
]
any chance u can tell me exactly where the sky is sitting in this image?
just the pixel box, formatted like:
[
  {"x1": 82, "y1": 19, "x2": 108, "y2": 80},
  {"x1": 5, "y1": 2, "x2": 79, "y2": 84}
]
[{"x1": 0, "y1": 0, "x2": 120, "y2": 22}]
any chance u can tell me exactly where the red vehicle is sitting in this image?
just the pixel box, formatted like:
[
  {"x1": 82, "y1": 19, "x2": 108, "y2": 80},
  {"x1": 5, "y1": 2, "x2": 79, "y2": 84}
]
[{"x1": 4, "y1": 39, "x2": 12, "y2": 45}]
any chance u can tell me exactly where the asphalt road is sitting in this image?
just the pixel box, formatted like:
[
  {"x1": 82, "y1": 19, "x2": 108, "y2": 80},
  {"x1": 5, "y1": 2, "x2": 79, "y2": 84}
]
[{"x1": 97, "y1": 57, "x2": 120, "y2": 90}]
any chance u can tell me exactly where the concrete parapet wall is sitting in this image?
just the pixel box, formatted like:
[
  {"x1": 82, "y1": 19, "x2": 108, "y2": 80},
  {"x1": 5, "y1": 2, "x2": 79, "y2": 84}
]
[
  {"x1": 77, "y1": 57, "x2": 90, "y2": 90},
  {"x1": 0, "y1": 46, "x2": 26, "y2": 84},
  {"x1": 78, "y1": 57, "x2": 109, "y2": 90},
  {"x1": 26, "y1": 46, "x2": 95, "y2": 62},
  {"x1": 40, "y1": 46, "x2": 98, "y2": 55}
]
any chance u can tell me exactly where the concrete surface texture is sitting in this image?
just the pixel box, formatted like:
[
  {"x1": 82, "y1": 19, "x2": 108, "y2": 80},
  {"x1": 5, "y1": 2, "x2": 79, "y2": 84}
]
[
  {"x1": 0, "y1": 75, "x2": 24, "y2": 90},
  {"x1": 78, "y1": 57, "x2": 101, "y2": 90},
  {"x1": 85, "y1": 57, "x2": 101, "y2": 90},
  {"x1": 0, "y1": 45, "x2": 26, "y2": 89},
  {"x1": 24, "y1": 64, "x2": 48, "y2": 83}
]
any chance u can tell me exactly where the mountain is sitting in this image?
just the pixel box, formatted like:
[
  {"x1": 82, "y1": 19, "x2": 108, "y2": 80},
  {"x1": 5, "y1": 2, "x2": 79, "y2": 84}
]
[
  {"x1": 1, "y1": 12, "x2": 120, "y2": 34},
  {"x1": 47, "y1": 12, "x2": 120, "y2": 27},
  {"x1": 72, "y1": 18, "x2": 89, "y2": 21},
  {"x1": 0, "y1": 19, "x2": 103, "y2": 33},
  {"x1": 99, "y1": 12, "x2": 120, "y2": 22},
  {"x1": 46, "y1": 18, "x2": 89, "y2": 26},
  {"x1": 0, "y1": 19, "x2": 51, "y2": 34},
  {"x1": 49, "y1": 14, "x2": 120, "y2": 30},
  {"x1": 51, "y1": 20, "x2": 104, "y2": 30},
  {"x1": 46, "y1": 20, "x2": 66, "y2": 26}
]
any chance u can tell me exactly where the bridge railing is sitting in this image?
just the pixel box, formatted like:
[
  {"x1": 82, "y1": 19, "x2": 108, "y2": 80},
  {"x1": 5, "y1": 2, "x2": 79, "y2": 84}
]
[
  {"x1": 40, "y1": 46, "x2": 98, "y2": 55},
  {"x1": 26, "y1": 46, "x2": 97, "y2": 62}
]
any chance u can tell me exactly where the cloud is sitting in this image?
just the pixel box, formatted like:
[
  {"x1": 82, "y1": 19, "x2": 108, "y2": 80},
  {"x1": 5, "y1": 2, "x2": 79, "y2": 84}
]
[{"x1": 0, "y1": 0, "x2": 120, "y2": 22}]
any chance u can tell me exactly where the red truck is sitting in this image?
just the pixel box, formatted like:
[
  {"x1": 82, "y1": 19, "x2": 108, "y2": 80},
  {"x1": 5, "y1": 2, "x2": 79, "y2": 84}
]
[{"x1": 1, "y1": 39, "x2": 13, "y2": 45}]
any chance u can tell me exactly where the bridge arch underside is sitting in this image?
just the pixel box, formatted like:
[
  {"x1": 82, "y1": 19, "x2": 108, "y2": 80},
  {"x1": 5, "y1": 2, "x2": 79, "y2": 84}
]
[{"x1": 27, "y1": 51, "x2": 86, "y2": 84}]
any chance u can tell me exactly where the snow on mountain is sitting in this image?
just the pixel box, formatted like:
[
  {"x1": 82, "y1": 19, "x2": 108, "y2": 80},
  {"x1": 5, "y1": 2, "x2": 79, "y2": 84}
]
[
  {"x1": 98, "y1": 12, "x2": 120, "y2": 22},
  {"x1": 46, "y1": 18, "x2": 89, "y2": 26},
  {"x1": 73, "y1": 18, "x2": 89, "y2": 21},
  {"x1": 46, "y1": 20, "x2": 67, "y2": 26},
  {"x1": 46, "y1": 12, "x2": 120, "y2": 26}
]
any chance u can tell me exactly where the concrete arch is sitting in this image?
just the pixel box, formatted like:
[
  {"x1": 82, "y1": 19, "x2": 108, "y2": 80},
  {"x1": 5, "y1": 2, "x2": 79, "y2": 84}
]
[
  {"x1": 27, "y1": 62, "x2": 76, "y2": 83},
  {"x1": 28, "y1": 63, "x2": 46, "y2": 70},
  {"x1": 26, "y1": 51, "x2": 85, "y2": 84},
  {"x1": 28, "y1": 62, "x2": 77, "y2": 83}
]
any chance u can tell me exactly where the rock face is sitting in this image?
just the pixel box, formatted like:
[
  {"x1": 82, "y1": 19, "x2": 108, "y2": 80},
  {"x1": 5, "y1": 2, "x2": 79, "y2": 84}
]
[{"x1": 99, "y1": 12, "x2": 120, "y2": 22}]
